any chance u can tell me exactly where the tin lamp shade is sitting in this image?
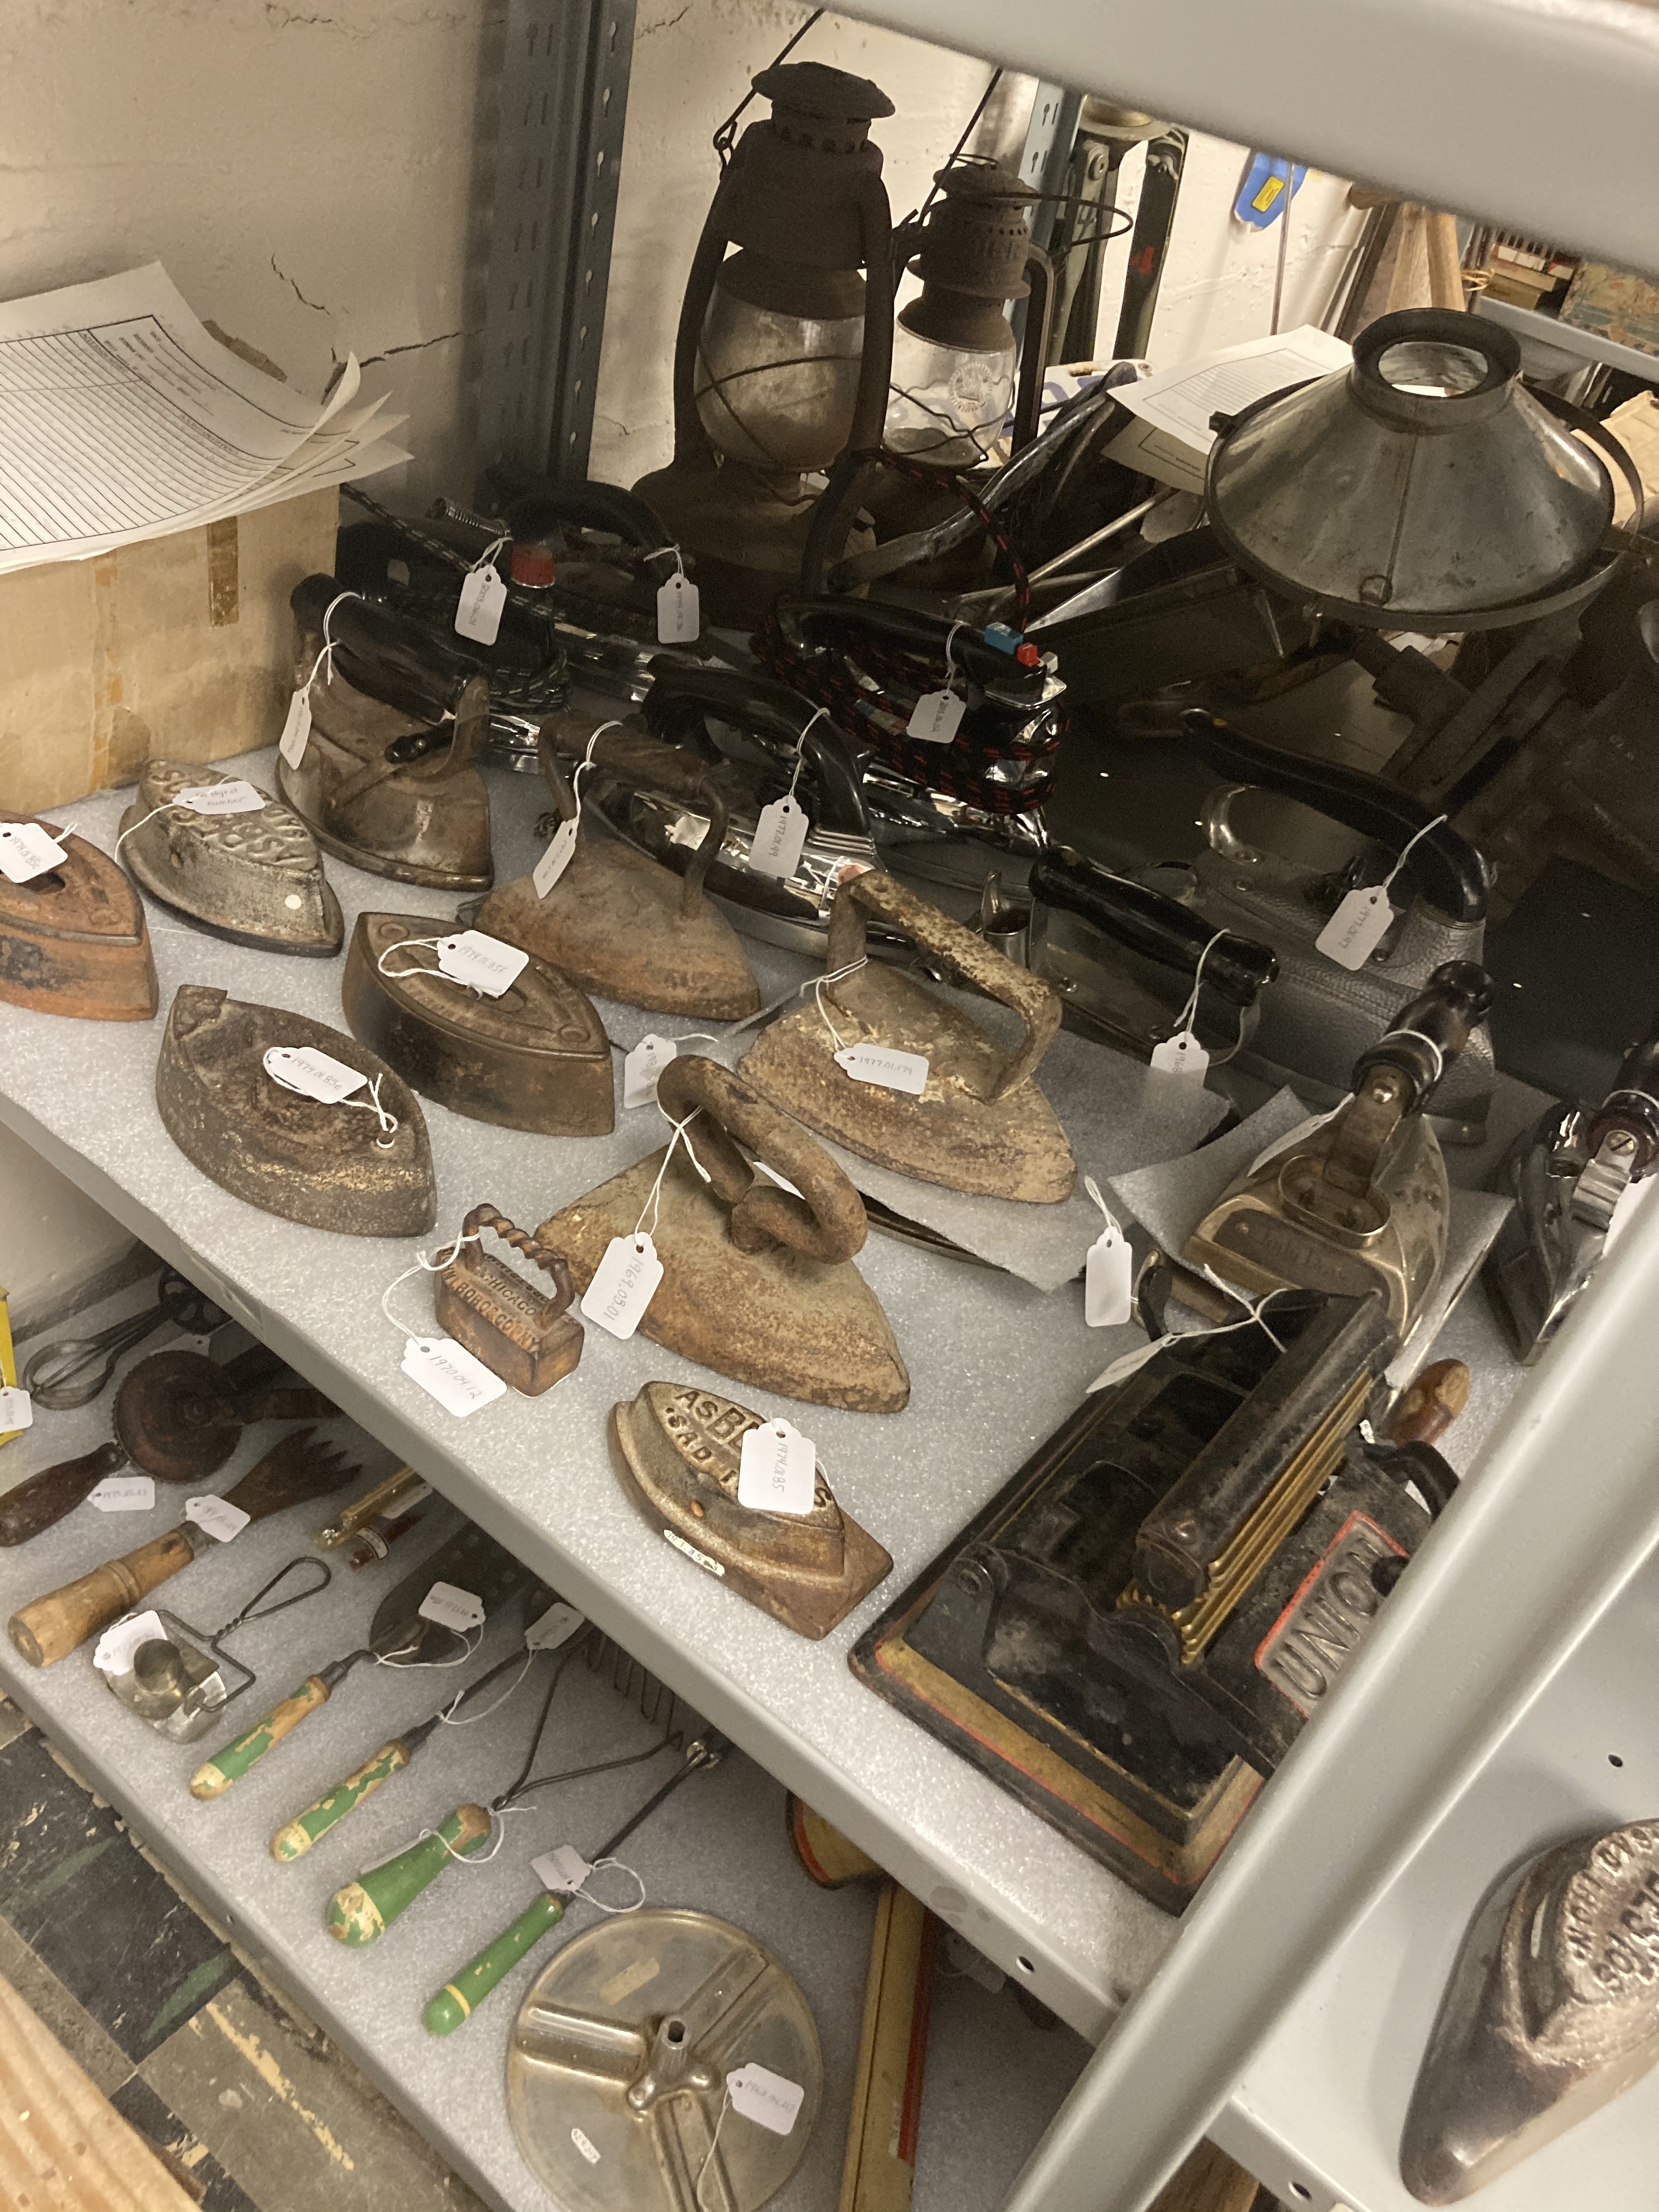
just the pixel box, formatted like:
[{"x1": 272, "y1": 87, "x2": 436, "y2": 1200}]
[
  {"x1": 1206, "y1": 308, "x2": 1643, "y2": 630},
  {"x1": 633, "y1": 61, "x2": 895, "y2": 622}
]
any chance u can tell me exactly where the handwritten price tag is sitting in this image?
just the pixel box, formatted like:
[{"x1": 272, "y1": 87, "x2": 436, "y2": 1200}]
[
  {"x1": 176, "y1": 781, "x2": 265, "y2": 816},
  {"x1": 727, "y1": 2063, "x2": 805, "y2": 2135},
  {"x1": 402, "y1": 1336, "x2": 507, "y2": 1418},
  {"x1": 1148, "y1": 1030, "x2": 1209, "y2": 1082},
  {"x1": 264, "y1": 1045, "x2": 367, "y2": 1104},
  {"x1": 419, "y1": 1579, "x2": 486, "y2": 1631},
  {"x1": 1084, "y1": 1220, "x2": 1133, "y2": 1328},
  {"x1": 89, "y1": 1474, "x2": 155, "y2": 1512},
  {"x1": 581, "y1": 1235, "x2": 663, "y2": 1341},
  {"x1": 749, "y1": 797, "x2": 809, "y2": 881},
  {"x1": 737, "y1": 1419, "x2": 816, "y2": 1515},
  {"x1": 656, "y1": 571, "x2": 701, "y2": 642},
  {"x1": 0, "y1": 821, "x2": 69, "y2": 882},
  {"x1": 434, "y1": 930, "x2": 528, "y2": 996},
  {"x1": 525, "y1": 1600, "x2": 586, "y2": 1651},
  {"x1": 93, "y1": 1610, "x2": 166, "y2": 1675},
  {"x1": 455, "y1": 564, "x2": 506, "y2": 645},
  {"x1": 533, "y1": 818, "x2": 579, "y2": 899},
  {"x1": 907, "y1": 689, "x2": 966, "y2": 744},
  {"x1": 0, "y1": 1386, "x2": 32, "y2": 1432},
  {"x1": 623, "y1": 1035, "x2": 677, "y2": 1110},
  {"x1": 533, "y1": 1844, "x2": 592, "y2": 1894},
  {"x1": 185, "y1": 1494, "x2": 251, "y2": 1543},
  {"x1": 1316, "y1": 885, "x2": 1395, "y2": 970},
  {"x1": 278, "y1": 689, "x2": 312, "y2": 768},
  {"x1": 834, "y1": 1042, "x2": 929, "y2": 1095}
]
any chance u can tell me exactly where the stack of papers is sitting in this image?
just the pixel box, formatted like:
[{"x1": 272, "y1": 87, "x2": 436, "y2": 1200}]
[
  {"x1": 0, "y1": 262, "x2": 409, "y2": 576},
  {"x1": 1105, "y1": 325, "x2": 1353, "y2": 493}
]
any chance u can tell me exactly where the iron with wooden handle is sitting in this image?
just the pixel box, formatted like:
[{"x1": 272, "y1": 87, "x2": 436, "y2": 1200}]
[{"x1": 6, "y1": 1432, "x2": 359, "y2": 1668}]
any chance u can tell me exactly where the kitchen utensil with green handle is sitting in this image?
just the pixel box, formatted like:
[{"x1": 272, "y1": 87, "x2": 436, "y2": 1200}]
[
  {"x1": 191, "y1": 1671, "x2": 337, "y2": 1799},
  {"x1": 271, "y1": 1739, "x2": 413, "y2": 1861},
  {"x1": 327, "y1": 1801, "x2": 493, "y2": 1945}
]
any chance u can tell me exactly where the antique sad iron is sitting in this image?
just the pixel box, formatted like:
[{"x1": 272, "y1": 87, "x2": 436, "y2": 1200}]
[
  {"x1": 476, "y1": 718, "x2": 760, "y2": 1020},
  {"x1": 433, "y1": 1205, "x2": 584, "y2": 1395},
  {"x1": 1400, "y1": 1820, "x2": 1659, "y2": 2202},
  {"x1": 342, "y1": 912, "x2": 613, "y2": 1136},
  {"x1": 0, "y1": 812, "x2": 157, "y2": 1021},
  {"x1": 1181, "y1": 961, "x2": 1493, "y2": 1337},
  {"x1": 853, "y1": 1289, "x2": 1456, "y2": 1910},
  {"x1": 156, "y1": 984, "x2": 436, "y2": 1237},
  {"x1": 1027, "y1": 843, "x2": 1278, "y2": 1064},
  {"x1": 610, "y1": 1381, "x2": 891, "y2": 1636},
  {"x1": 276, "y1": 573, "x2": 493, "y2": 891},
  {"x1": 541, "y1": 1053, "x2": 909, "y2": 1413},
  {"x1": 1485, "y1": 1012, "x2": 1659, "y2": 1363},
  {"x1": 98, "y1": 1554, "x2": 331, "y2": 1743},
  {"x1": 117, "y1": 760, "x2": 342, "y2": 957},
  {"x1": 741, "y1": 867, "x2": 1074, "y2": 1201}
]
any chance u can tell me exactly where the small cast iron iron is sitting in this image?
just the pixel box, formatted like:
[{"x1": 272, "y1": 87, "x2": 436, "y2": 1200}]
[
  {"x1": 610, "y1": 1381, "x2": 892, "y2": 1637},
  {"x1": 1485, "y1": 1011, "x2": 1659, "y2": 1363},
  {"x1": 541, "y1": 1054, "x2": 909, "y2": 1413},
  {"x1": 342, "y1": 911, "x2": 613, "y2": 1136},
  {"x1": 507, "y1": 1909, "x2": 822, "y2": 2212},
  {"x1": 0, "y1": 812, "x2": 157, "y2": 1022},
  {"x1": 276, "y1": 574, "x2": 493, "y2": 890},
  {"x1": 740, "y1": 867, "x2": 1074, "y2": 1201},
  {"x1": 1182, "y1": 961, "x2": 1493, "y2": 1337},
  {"x1": 1400, "y1": 1820, "x2": 1659, "y2": 2202},
  {"x1": 476, "y1": 717, "x2": 760, "y2": 1019},
  {"x1": 99, "y1": 1555, "x2": 332, "y2": 1742},
  {"x1": 433, "y1": 1205, "x2": 584, "y2": 1396},
  {"x1": 155, "y1": 984, "x2": 436, "y2": 1238},
  {"x1": 853, "y1": 1292, "x2": 1458, "y2": 1911},
  {"x1": 117, "y1": 760, "x2": 342, "y2": 956}
]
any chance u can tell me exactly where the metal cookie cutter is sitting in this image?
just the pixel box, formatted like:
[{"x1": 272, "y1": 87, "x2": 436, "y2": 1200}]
[{"x1": 434, "y1": 1205, "x2": 584, "y2": 1396}]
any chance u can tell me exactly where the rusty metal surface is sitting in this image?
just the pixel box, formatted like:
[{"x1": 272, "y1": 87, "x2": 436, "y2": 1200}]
[
  {"x1": 433, "y1": 1204, "x2": 584, "y2": 1396},
  {"x1": 118, "y1": 760, "x2": 342, "y2": 957},
  {"x1": 740, "y1": 868, "x2": 1075, "y2": 1202},
  {"x1": 154, "y1": 983, "x2": 436, "y2": 1238},
  {"x1": 110, "y1": 1346, "x2": 336, "y2": 1483},
  {"x1": 0, "y1": 813, "x2": 157, "y2": 1022},
  {"x1": 540, "y1": 1057, "x2": 908, "y2": 1413},
  {"x1": 342, "y1": 911, "x2": 614, "y2": 1136}
]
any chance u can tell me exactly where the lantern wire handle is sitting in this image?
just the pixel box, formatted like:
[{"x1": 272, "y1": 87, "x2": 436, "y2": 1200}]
[
  {"x1": 712, "y1": 9, "x2": 825, "y2": 167},
  {"x1": 912, "y1": 70, "x2": 1003, "y2": 233}
]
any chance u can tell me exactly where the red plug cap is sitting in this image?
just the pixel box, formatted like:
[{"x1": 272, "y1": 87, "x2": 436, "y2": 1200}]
[
  {"x1": 510, "y1": 541, "x2": 556, "y2": 587},
  {"x1": 1015, "y1": 641, "x2": 1041, "y2": 669}
]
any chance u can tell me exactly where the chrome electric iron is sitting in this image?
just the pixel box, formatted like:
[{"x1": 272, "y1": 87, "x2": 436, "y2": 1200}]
[{"x1": 1485, "y1": 1012, "x2": 1659, "y2": 1363}]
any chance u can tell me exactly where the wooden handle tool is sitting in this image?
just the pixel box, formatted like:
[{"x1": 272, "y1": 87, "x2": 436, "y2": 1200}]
[
  {"x1": 190, "y1": 1675, "x2": 335, "y2": 1801},
  {"x1": 270, "y1": 1739, "x2": 413, "y2": 1861},
  {"x1": 1387, "y1": 1358, "x2": 1471, "y2": 1448},
  {"x1": 326, "y1": 1803, "x2": 493, "y2": 1945},
  {"x1": 0, "y1": 1442, "x2": 128, "y2": 1549}
]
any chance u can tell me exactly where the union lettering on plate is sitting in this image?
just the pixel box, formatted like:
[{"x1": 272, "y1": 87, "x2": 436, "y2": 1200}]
[{"x1": 1255, "y1": 1511, "x2": 1402, "y2": 1717}]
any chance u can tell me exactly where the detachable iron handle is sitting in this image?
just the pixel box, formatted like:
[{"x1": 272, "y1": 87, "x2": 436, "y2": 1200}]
[
  {"x1": 1358, "y1": 960, "x2": 1493, "y2": 1109},
  {"x1": 539, "y1": 715, "x2": 730, "y2": 921},
  {"x1": 1029, "y1": 846, "x2": 1278, "y2": 1009},
  {"x1": 772, "y1": 595, "x2": 1051, "y2": 698},
  {"x1": 505, "y1": 481, "x2": 680, "y2": 582},
  {"x1": 656, "y1": 1055, "x2": 868, "y2": 1264},
  {"x1": 641, "y1": 658, "x2": 876, "y2": 842},
  {"x1": 0, "y1": 1441, "x2": 128, "y2": 1549},
  {"x1": 326, "y1": 1803, "x2": 493, "y2": 1945},
  {"x1": 456, "y1": 1205, "x2": 576, "y2": 1313},
  {"x1": 1587, "y1": 1013, "x2": 1659, "y2": 1173},
  {"x1": 291, "y1": 574, "x2": 481, "y2": 727},
  {"x1": 1126, "y1": 704, "x2": 1490, "y2": 923},
  {"x1": 827, "y1": 868, "x2": 1062, "y2": 1101}
]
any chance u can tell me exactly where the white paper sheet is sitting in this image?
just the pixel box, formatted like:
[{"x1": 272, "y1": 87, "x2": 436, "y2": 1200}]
[{"x1": 1103, "y1": 325, "x2": 1353, "y2": 493}]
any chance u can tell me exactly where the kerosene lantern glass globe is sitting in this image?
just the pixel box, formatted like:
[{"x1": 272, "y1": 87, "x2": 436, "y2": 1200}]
[
  {"x1": 885, "y1": 321, "x2": 1015, "y2": 464},
  {"x1": 694, "y1": 253, "x2": 866, "y2": 474}
]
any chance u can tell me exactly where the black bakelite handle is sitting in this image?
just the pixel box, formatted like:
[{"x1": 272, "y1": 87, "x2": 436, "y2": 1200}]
[
  {"x1": 1358, "y1": 960, "x2": 1492, "y2": 1103},
  {"x1": 1612, "y1": 1015, "x2": 1659, "y2": 1106},
  {"x1": 1124, "y1": 704, "x2": 1490, "y2": 923},
  {"x1": 504, "y1": 482, "x2": 679, "y2": 579},
  {"x1": 771, "y1": 595, "x2": 1045, "y2": 697},
  {"x1": 290, "y1": 574, "x2": 476, "y2": 724},
  {"x1": 1585, "y1": 1011, "x2": 1659, "y2": 1170},
  {"x1": 641, "y1": 659, "x2": 874, "y2": 841},
  {"x1": 1029, "y1": 846, "x2": 1278, "y2": 1008}
]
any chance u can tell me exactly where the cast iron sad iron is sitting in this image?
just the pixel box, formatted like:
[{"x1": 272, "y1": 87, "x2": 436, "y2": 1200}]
[
  {"x1": 156, "y1": 983, "x2": 436, "y2": 1237},
  {"x1": 1122, "y1": 705, "x2": 1497, "y2": 1142},
  {"x1": 477, "y1": 718, "x2": 760, "y2": 1020},
  {"x1": 1026, "y1": 843, "x2": 1278, "y2": 1064},
  {"x1": 587, "y1": 657, "x2": 881, "y2": 953},
  {"x1": 276, "y1": 573, "x2": 493, "y2": 890},
  {"x1": 342, "y1": 911, "x2": 613, "y2": 1136},
  {"x1": 118, "y1": 759, "x2": 342, "y2": 957},
  {"x1": 1400, "y1": 1819, "x2": 1659, "y2": 2202},
  {"x1": 853, "y1": 1288, "x2": 1457, "y2": 1910},
  {"x1": 1181, "y1": 962, "x2": 1492, "y2": 1338},
  {"x1": 1485, "y1": 1011, "x2": 1659, "y2": 1363},
  {"x1": 741, "y1": 867, "x2": 1075, "y2": 1202},
  {"x1": 611, "y1": 1381, "x2": 892, "y2": 1637},
  {"x1": 541, "y1": 1053, "x2": 909, "y2": 1413},
  {"x1": 0, "y1": 812, "x2": 157, "y2": 1021}
]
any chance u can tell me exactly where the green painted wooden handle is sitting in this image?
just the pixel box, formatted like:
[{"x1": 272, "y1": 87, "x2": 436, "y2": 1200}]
[
  {"x1": 425, "y1": 1891, "x2": 566, "y2": 2035},
  {"x1": 270, "y1": 1740, "x2": 411, "y2": 1863},
  {"x1": 190, "y1": 1675, "x2": 331, "y2": 1802},
  {"x1": 325, "y1": 1803, "x2": 492, "y2": 1946}
]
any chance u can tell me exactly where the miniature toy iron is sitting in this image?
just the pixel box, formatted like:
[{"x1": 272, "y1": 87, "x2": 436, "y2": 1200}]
[
  {"x1": 155, "y1": 984, "x2": 436, "y2": 1238},
  {"x1": 0, "y1": 813, "x2": 157, "y2": 1022},
  {"x1": 476, "y1": 719, "x2": 760, "y2": 1019},
  {"x1": 342, "y1": 912, "x2": 613, "y2": 1136},
  {"x1": 433, "y1": 1205, "x2": 584, "y2": 1396},
  {"x1": 507, "y1": 1909, "x2": 822, "y2": 2212},
  {"x1": 1485, "y1": 1013, "x2": 1659, "y2": 1363},
  {"x1": 740, "y1": 867, "x2": 1074, "y2": 1202},
  {"x1": 1182, "y1": 962, "x2": 1493, "y2": 1337},
  {"x1": 276, "y1": 574, "x2": 493, "y2": 890},
  {"x1": 99, "y1": 1555, "x2": 331, "y2": 1742},
  {"x1": 117, "y1": 760, "x2": 342, "y2": 956},
  {"x1": 853, "y1": 1291, "x2": 1456, "y2": 1910},
  {"x1": 610, "y1": 1381, "x2": 892, "y2": 1637},
  {"x1": 541, "y1": 1054, "x2": 909, "y2": 1413},
  {"x1": 1400, "y1": 1820, "x2": 1659, "y2": 2202}
]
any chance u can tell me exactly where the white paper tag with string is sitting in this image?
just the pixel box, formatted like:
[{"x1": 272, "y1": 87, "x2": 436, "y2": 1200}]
[
  {"x1": 1148, "y1": 1031, "x2": 1209, "y2": 1081},
  {"x1": 433, "y1": 930, "x2": 528, "y2": 996},
  {"x1": 533, "y1": 817, "x2": 579, "y2": 899},
  {"x1": 1316, "y1": 814, "x2": 1447, "y2": 972},
  {"x1": 727, "y1": 2064, "x2": 805, "y2": 2136},
  {"x1": 582, "y1": 1234, "x2": 664, "y2": 1340},
  {"x1": 93, "y1": 1610, "x2": 166, "y2": 1675},
  {"x1": 420, "y1": 1581, "x2": 486, "y2": 1632},
  {"x1": 1249, "y1": 1100, "x2": 1346, "y2": 1177},
  {"x1": 1087, "y1": 1335, "x2": 1166, "y2": 1393},
  {"x1": 264, "y1": 1045, "x2": 367, "y2": 1104},
  {"x1": 186, "y1": 1494, "x2": 251, "y2": 1543},
  {"x1": 737, "y1": 1420, "x2": 816, "y2": 1515},
  {"x1": 750, "y1": 797, "x2": 809, "y2": 880},
  {"x1": 278, "y1": 689, "x2": 313, "y2": 769},
  {"x1": 0, "y1": 1386, "x2": 32, "y2": 1432},
  {"x1": 533, "y1": 1844, "x2": 592, "y2": 1893},
  {"x1": 835, "y1": 1043, "x2": 929, "y2": 1094},
  {"x1": 624, "y1": 1035, "x2": 678, "y2": 1110},
  {"x1": 1082, "y1": 1178, "x2": 1132, "y2": 1328},
  {"x1": 402, "y1": 1336, "x2": 507, "y2": 1417},
  {"x1": 656, "y1": 570, "x2": 700, "y2": 643},
  {"x1": 89, "y1": 1474, "x2": 154, "y2": 1512},
  {"x1": 0, "y1": 821, "x2": 69, "y2": 882},
  {"x1": 907, "y1": 689, "x2": 966, "y2": 744},
  {"x1": 176, "y1": 781, "x2": 265, "y2": 816},
  {"x1": 525, "y1": 1601, "x2": 586, "y2": 1651},
  {"x1": 455, "y1": 563, "x2": 507, "y2": 645}
]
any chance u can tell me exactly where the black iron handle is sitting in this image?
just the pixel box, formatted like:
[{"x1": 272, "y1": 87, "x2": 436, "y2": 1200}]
[
  {"x1": 1359, "y1": 960, "x2": 1493, "y2": 1103},
  {"x1": 772, "y1": 595, "x2": 1045, "y2": 697},
  {"x1": 641, "y1": 659, "x2": 874, "y2": 840},
  {"x1": 1029, "y1": 846, "x2": 1278, "y2": 1009},
  {"x1": 504, "y1": 482, "x2": 680, "y2": 580},
  {"x1": 290, "y1": 574, "x2": 478, "y2": 724}
]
